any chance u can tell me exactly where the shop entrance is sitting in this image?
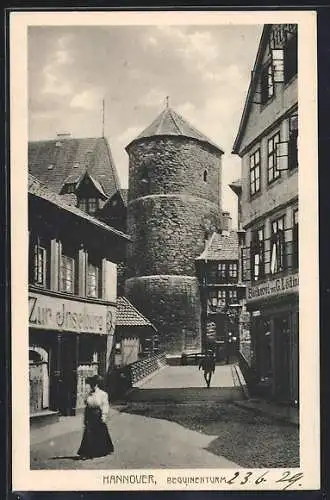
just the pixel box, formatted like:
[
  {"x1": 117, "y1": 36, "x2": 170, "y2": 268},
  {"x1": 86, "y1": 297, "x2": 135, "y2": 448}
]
[
  {"x1": 29, "y1": 347, "x2": 49, "y2": 414},
  {"x1": 274, "y1": 314, "x2": 291, "y2": 402}
]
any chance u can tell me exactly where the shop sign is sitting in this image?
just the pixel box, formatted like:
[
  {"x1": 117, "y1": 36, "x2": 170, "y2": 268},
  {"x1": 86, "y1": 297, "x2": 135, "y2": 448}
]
[
  {"x1": 29, "y1": 292, "x2": 116, "y2": 335},
  {"x1": 247, "y1": 273, "x2": 299, "y2": 303}
]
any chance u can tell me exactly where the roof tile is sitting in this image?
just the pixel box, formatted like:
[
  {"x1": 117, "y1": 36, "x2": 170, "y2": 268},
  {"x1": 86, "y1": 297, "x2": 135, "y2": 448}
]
[
  {"x1": 126, "y1": 107, "x2": 224, "y2": 153},
  {"x1": 28, "y1": 137, "x2": 120, "y2": 198},
  {"x1": 196, "y1": 231, "x2": 239, "y2": 261},
  {"x1": 116, "y1": 297, "x2": 156, "y2": 329},
  {"x1": 28, "y1": 173, "x2": 130, "y2": 240}
]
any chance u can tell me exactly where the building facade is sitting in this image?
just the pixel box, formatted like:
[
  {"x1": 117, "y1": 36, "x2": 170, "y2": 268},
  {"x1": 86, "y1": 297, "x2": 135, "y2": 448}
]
[
  {"x1": 114, "y1": 297, "x2": 158, "y2": 368},
  {"x1": 232, "y1": 24, "x2": 299, "y2": 404},
  {"x1": 196, "y1": 213, "x2": 246, "y2": 360},
  {"x1": 28, "y1": 175, "x2": 129, "y2": 418},
  {"x1": 124, "y1": 106, "x2": 224, "y2": 356}
]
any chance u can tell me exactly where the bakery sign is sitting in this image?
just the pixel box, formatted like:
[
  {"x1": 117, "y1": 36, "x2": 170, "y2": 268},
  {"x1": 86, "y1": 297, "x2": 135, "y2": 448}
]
[
  {"x1": 28, "y1": 292, "x2": 116, "y2": 335},
  {"x1": 247, "y1": 273, "x2": 299, "y2": 302}
]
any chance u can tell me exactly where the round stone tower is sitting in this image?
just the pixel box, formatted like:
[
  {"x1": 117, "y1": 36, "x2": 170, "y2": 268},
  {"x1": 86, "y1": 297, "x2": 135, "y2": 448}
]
[{"x1": 124, "y1": 106, "x2": 224, "y2": 355}]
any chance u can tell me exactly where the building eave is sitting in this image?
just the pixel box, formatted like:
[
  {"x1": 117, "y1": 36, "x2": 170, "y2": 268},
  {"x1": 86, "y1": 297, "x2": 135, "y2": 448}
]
[{"x1": 232, "y1": 25, "x2": 271, "y2": 156}]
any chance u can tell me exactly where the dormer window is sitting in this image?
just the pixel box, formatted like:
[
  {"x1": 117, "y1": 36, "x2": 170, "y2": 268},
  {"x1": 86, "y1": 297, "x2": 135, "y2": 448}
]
[
  {"x1": 203, "y1": 170, "x2": 208, "y2": 182},
  {"x1": 78, "y1": 197, "x2": 99, "y2": 215},
  {"x1": 88, "y1": 198, "x2": 97, "y2": 214}
]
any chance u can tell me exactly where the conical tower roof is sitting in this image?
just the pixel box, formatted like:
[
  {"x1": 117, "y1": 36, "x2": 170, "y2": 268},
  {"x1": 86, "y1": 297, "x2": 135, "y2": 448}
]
[{"x1": 126, "y1": 107, "x2": 224, "y2": 153}]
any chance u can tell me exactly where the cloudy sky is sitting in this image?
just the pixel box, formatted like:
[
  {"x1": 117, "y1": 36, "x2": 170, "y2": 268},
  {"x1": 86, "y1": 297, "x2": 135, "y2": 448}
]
[{"x1": 28, "y1": 24, "x2": 263, "y2": 226}]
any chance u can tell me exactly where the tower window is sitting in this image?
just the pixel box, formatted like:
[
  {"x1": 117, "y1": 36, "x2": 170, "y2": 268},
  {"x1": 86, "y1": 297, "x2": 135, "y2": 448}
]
[{"x1": 203, "y1": 170, "x2": 208, "y2": 182}]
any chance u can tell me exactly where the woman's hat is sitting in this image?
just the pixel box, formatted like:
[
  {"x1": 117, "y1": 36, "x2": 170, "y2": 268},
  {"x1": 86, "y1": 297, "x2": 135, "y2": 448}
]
[{"x1": 85, "y1": 374, "x2": 103, "y2": 386}]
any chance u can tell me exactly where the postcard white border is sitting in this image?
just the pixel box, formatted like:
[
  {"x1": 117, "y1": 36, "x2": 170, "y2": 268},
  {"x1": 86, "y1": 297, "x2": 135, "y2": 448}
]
[{"x1": 10, "y1": 9, "x2": 319, "y2": 491}]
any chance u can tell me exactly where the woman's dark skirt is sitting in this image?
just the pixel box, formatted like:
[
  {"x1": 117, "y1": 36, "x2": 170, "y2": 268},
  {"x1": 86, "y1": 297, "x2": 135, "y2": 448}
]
[{"x1": 77, "y1": 406, "x2": 114, "y2": 459}]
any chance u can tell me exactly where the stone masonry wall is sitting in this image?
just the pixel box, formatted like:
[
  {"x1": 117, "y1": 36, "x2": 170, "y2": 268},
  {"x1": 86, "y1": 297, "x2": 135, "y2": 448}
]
[
  {"x1": 125, "y1": 275, "x2": 202, "y2": 354},
  {"x1": 125, "y1": 135, "x2": 223, "y2": 355},
  {"x1": 127, "y1": 136, "x2": 222, "y2": 208},
  {"x1": 126, "y1": 195, "x2": 222, "y2": 278}
]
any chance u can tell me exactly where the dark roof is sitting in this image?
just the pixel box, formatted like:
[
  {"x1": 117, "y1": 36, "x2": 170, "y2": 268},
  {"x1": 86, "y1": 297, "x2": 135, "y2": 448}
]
[
  {"x1": 196, "y1": 231, "x2": 239, "y2": 261},
  {"x1": 126, "y1": 107, "x2": 224, "y2": 153},
  {"x1": 28, "y1": 136, "x2": 121, "y2": 198},
  {"x1": 28, "y1": 174, "x2": 130, "y2": 240},
  {"x1": 232, "y1": 25, "x2": 270, "y2": 154},
  {"x1": 229, "y1": 179, "x2": 242, "y2": 196},
  {"x1": 116, "y1": 297, "x2": 157, "y2": 329}
]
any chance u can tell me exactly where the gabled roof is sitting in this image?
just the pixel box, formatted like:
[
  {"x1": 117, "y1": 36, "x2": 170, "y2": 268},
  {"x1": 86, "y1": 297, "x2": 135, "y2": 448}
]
[
  {"x1": 28, "y1": 136, "x2": 121, "y2": 198},
  {"x1": 116, "y1": 297, "x2": 157, "y2": 329},
  {"x1": 126, "y1": 107, "x2": 224, "y2": 153},
  {"x1": 28, "y1": 174, "x2": 130, "y2": 240},
  {"x1": 232, "y1": 25, "x2": 271, "y2": 155},
  {"x1": 196, "y1": 231, "x2": 239, "y2": 261},
  {"x1": 76, "y1": 170, "x2": 107, "y2": 199}
]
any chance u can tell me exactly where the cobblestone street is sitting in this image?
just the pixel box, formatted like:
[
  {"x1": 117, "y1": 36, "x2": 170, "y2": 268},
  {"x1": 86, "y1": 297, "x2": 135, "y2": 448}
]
[{"x1": 30, "y1": 364, "x2": 298, "y2": 470}]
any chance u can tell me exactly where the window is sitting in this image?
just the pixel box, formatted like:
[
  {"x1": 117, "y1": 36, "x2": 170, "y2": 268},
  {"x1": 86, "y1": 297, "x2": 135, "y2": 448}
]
[
  {"x1": 78, "y1": 199, "x2": 87, "y2": 212},
  {"x1": 65, "y1": 183, "x2": 76, "y2": 194},
  {"x1": 288, "y1": 114, "x2": 298, "y2": 170},
  {"x1": 60, "y1": 254, "x2": 75, "y2": 293},
  {"x1": 228, "y1": 289, "x2": 238, "y2": 304},
  {"x1": 203, "y1": 170, "x2": 208, "y2": 182},
  {"x1": 78, "y1": 198, "x2": 98, "y2": 214},
  {"x1": 292, "y1": 209, "x2": 299, "y2": 269},
  {"x1": 284, "y1": 33, "x2": 297, "y2": 83},
  {"x1": 217, "y1": 263, "x2": 226, "y2": 280},
  {"x1": 87, "y1": 263, "x2": 99, "y2": 298},
  {"x1": 229, "y1": 263, "x2": 238, "y2": 279},
  {"x1": 251, "y1": 227, "x2": 265, "y2": 281},
  {"x1": 261, "y1": 63, "x2": 274, "y2": 104},
  {"x1": 250, "y1": 149, "x2": 261, "y2": 196},
  {"x1": 207, "y1": 290, "x2": 226, "y2": 311},
  {"x1": 33, "y1": 246, "x2": 46, "y2": 286},
  {"x1": 217, "y1": 290, "x2": 226, "y2": 307},
  {"x1": 270, "y1": 216, "x2": 286, "y2": 274},
  {"x1": 267, "y1": 132, "x2": 281, "y2": 183},
  {"x1": 88, "y1": 198, "x2": 97, "y2": 214}
]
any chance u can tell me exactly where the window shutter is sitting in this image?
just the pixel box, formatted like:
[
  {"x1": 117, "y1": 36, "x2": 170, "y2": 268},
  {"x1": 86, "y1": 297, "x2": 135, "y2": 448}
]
[
  {"x1": 78, "y1": 248, "x2": 86, "y2": 296},
  {"x1": 276, "y1": 141, "x2": 289, "y2": 171},
  {"x1": 50, "y1": 239, "x2": 60, "y2": 291}
]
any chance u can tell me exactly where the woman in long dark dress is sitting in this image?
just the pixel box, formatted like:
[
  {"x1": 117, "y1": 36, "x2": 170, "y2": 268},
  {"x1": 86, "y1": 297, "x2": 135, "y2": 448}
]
[{"x1": 77, "y1": 375, "x2": 114, "y2": 459}]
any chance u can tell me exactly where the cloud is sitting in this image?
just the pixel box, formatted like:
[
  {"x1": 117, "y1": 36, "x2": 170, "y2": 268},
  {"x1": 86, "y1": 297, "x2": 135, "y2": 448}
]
[
  {"x1": 117, "y1": 125, "x2": 144, "y2": 146},
  {"x1": 40, "y1": 35, "x2": 74, "y2": 97},
  {"x1": 70, "y1": 88, "x2": 104, "y2": 111},
  {"x1": 156, "y1": 26, "x2": 218, "y2": 68},
  {"x1": 42, "y1": 64, "x2": 72, "y2": 96},
  {"x1": 139, "y1": 88, "x2": 167, "y2": 108}
]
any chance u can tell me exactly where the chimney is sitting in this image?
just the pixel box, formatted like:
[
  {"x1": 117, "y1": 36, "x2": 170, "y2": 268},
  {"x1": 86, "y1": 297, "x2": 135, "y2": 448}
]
[
  {"x1": 222, "y1": 211, "x2": 232, "y2": 235},
  {"x1": 56, "y1": 132, "x2": 71, "y2": 138},
  {"x1": 55, "y1": 132, "x2": 71, "y2": 147}
]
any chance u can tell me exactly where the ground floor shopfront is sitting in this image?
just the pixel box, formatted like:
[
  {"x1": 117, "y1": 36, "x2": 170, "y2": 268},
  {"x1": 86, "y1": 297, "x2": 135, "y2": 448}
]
[
  {"x1": 29, "y1": 288, "x2": 116, "y2": 416},
  {"x1": 246, "y1": 272, "x2": 299, "y2": 405}
]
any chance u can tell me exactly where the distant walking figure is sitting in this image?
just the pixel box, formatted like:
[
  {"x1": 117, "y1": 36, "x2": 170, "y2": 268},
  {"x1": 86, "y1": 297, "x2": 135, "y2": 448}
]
[
  {"x1": 199, "y1": 351, "x2": 215, "y2": 388},
  {"x1": 77, "y1": 375, "x2": 114, "y2": 459}
]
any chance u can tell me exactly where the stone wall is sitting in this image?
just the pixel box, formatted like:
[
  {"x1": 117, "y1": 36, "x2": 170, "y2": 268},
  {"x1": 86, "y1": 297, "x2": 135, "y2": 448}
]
[
  {"x1": 125, "y1": 135, "x2": 223, "y2": 355},
  {"x1": 126, "y1": 194, "x2": 222, "y2": 277},
  {"x1": 127, "y1": 136, "x2": 222, "y2": 208},
  {"x1": 125, "y1": 275, "x2": 202, "y2": 354}
]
